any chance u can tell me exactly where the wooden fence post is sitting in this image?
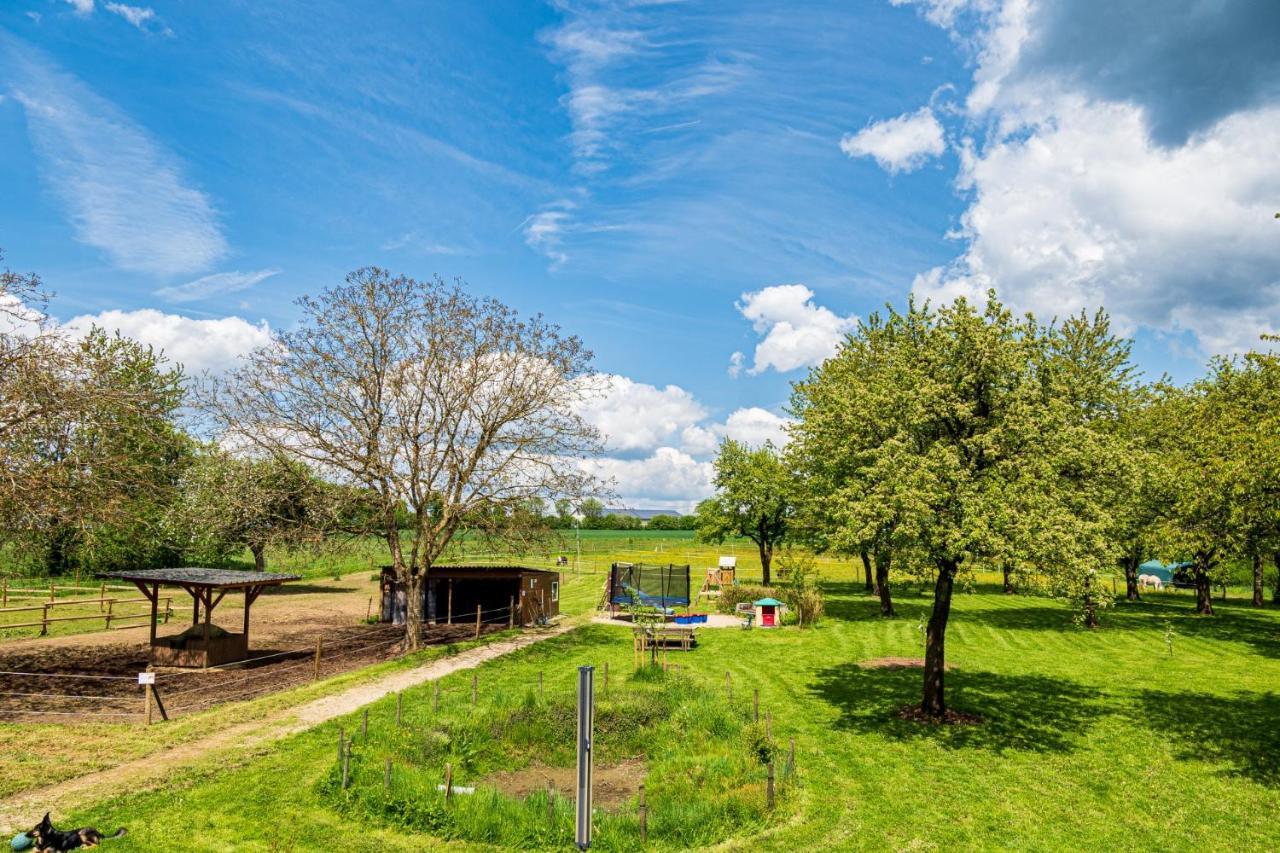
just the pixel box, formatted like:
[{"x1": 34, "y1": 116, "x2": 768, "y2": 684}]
[
  {"x1": 99, "y1": 583, "x2": 106, "y2": 611},
  {"x1": 638, "y1": 781, "x2": 648, "y2": 843},
  {"x1": 144, "y1": 682, "x2": 153, "y2": 726},
  {"x1": 384, "y1": 758, "x2": 392, "y2": 790},
  {"x1": 361, "y1": 709, "x2": 368, "y2": 737},
  {"x1": 341, "y1": 742, "x2": 351, "y2": 790},
  {"x1": 163, "y1": 598, "x2": 172, "y2": 623},
  {"x1": 474, "y1": 604, "x2": 482, "y2": 639},
  {"x1": 40, "y1": 603, "x2": 49, "y2": 636},
  {"x1": 444, "y1": 763, "x2": 454, "y2": 801},
  {"x1": 313, "y1": 637, "x2": 323, "y2": 681},
  {"x1": 547, "y1": 779, "x2": 555, "y2": 825},
  {"x1": 509, "y1": 595, "x2": 515, "y2": 628},
  {"x1": 105, "y1": 598, "x2": 114, "y2": 630}
]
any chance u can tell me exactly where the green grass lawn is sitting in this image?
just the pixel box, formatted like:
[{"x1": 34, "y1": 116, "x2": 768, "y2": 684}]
[{"x1": 44, "y1": 580, "x2": 1280, "y2": 851}]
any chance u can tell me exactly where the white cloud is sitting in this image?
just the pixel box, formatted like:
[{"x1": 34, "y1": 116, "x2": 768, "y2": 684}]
[
  {"x1": 63, "y1": 0, "x2": 94, "y2": 15},
  {"x1": 5, "y1": 40, "x2": 226, "y2": 276},
  {"x1": 521, "y1": 203, "x2": 574, "y2": 267},
  {"x1": 681, "y1": 407, "x2": 792, "y2": 455},
  {"x1": 582, "y1": 447, "x2": 714, "y2": 511},
  {"x1": 735, "y1": 284, "x2": 856, "y2": 374},
  {"x1": 899, "y1": 0, "x2": 1280, "y2": 356},
  {"x1": 577, "y1": 374, "x2": 707, "y2": 452},
  {"x1": 104, "y1": 3, "x2": 154, "y2": 29},
  {"x1": 154, "y1": 269, "x2": 280, "y2": 303},
  {"x1": 840, "y1": 106, "x2": 947, "y2": 173},
  {"x1": 64, "y1": 309, "x2": 271, "y2": 374}
]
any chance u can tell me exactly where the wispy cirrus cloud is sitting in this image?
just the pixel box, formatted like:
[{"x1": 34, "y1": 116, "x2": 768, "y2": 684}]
[
  {"x1": 154, "y1": 269, "x2": 281, "y2": 303},
  {"x1": 104, "y1": 3, "x2": 171, "y2": 36},
  {"x1": 3, "y1": 37, "x2": 226, "y2": 276}
]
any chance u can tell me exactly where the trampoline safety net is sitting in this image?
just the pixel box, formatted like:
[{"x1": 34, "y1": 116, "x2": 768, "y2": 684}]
[{"x1": 608, "y1": 562, "x2": 691, "y2": 608}]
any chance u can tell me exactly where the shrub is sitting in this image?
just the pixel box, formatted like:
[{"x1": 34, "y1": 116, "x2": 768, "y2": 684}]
[{"x1": 714, "y1": 584, "x2": 773, "y2": 614}]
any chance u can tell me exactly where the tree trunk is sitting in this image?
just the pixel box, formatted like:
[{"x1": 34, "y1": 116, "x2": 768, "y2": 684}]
[
  {"x1": 1082, "y1": 575, "x2": 1098, "y2": 629},
  {"x1": 1194, "y1": 566, "x2": 1214, "y2": 616},
  {"x1": 875, "y1": 555, "x2": 894, "y2": 617},
  {"x1": 249, "y1": 542, "x2": 266, "y2": 572},
  {"x1": 759, "y1": 540, "x2": 773, "y2": 587},
  {"x1": 1273, "y1": 551, "x2": 1280, "y2": 605},
  {"x1": 405, "y1": 567, "x2": 424, "y2": 649},
  {"x1": 860, "y1": 550, "x2": 874, "y2": 592},
  {"x1": 1251, "y1": 550, "x2": 1264, "y2": 607},
  {"x1": 1002, "y1": 563, "x2": 1014, "y2": 595},
  {"x1": 1122, "y1": 555, "x2": 1141, "y2": 601},
  {"x1": 922, "y1": 559, "x2": 957, "y2": 719}
]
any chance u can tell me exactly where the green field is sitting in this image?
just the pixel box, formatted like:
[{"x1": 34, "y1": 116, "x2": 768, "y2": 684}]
[{"x1": 42, "y1": 576, "x2": 1280, "y2": 851}]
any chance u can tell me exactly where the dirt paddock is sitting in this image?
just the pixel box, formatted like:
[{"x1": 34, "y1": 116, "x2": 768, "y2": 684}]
[{"x1": 0, "y1": 574, "x2": 508, "y2": 723}]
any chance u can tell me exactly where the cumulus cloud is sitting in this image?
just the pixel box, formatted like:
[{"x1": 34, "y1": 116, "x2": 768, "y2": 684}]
[
  {"x1": 582, "y1": 447, "x2": 714, "y2": 511},
  {"x1": 735, "y1": 284, "x2": 856, "y2": 374},
  {"x1": 3, "y1": 39, "x2": 225, "y2": 276},
  {"x1": 63, "y1": 0, "x2": 94, "y2": 15},
  {"x1": 154, "y1": 268, "x2": 280, "y2": 303},
  {"x1": 64, "y1": 309, "x2": 270, "y2": 374},
  {"x1": 888, "y1": 0, "x2": 1280, "y2": 357},
  {"x1": 681, "y1": 406, "x2": 791, "y2": 455},
  {"x1": 840, "y1": 106, "x2": 946, "y2": 173},
  {"x1": 577, "y1": 374, "x2": 707, "y2": 452}
]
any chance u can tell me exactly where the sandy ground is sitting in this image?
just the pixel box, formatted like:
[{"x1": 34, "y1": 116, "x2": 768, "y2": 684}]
[{"x1": 0, "y1": 622, "x2": 574, "y2": 834}]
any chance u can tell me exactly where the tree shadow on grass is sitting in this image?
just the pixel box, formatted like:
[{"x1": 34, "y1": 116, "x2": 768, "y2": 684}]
[
  {"x1": 819, "y1": 581, "x2": 932, "y2": 623},
  {"x1": 809, "y1": 662, "x2": 1105, "y2": 754},
  {"x1": 1135, "y1": 688, "x2": 1280, "y2": 786}
]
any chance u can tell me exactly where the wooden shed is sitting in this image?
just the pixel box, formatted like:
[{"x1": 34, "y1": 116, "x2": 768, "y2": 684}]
[{"x1": 380, "y1": 565, "x2": 560, "y2": 628}]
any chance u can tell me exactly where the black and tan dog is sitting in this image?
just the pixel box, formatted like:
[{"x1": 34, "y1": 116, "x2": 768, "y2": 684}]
[{"x1": 24, "y1": 813, "x2": 126, "y2": 851}]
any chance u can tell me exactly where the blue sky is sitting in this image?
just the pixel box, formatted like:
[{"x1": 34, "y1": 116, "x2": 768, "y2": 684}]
[{"x1": 3, "y1": 1, "x2": 1279, "y2": 508}]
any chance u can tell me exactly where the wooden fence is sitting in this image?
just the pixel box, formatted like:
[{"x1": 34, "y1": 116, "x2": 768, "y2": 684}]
[{"x1": 0, "y1": 595, "x2": 173, "y2": 636}]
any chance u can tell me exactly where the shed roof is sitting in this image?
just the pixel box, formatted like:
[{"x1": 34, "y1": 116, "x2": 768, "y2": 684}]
[
  {"x1": 384, "y1": 565, "x2": 560, "y2": 579},
  {"x1": 100, "y1": 568, "x2": 300, "y2": 589},
  {"x1": 754, "y1": 597, "x2": 784, "y2": 606}
]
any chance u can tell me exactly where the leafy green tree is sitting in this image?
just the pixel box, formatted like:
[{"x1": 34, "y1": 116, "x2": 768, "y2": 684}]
[
  {"x1": 579, "y1": 498, "x2": 605, "y2": 522},
  {"x1": 696, "y1": 439, "x2": 794, "y2": 586},
  {"x1": 792, "y1": 295, "x2": 1132, "y2": 718}
]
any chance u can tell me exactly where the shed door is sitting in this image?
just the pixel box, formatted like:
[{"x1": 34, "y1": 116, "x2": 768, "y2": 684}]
[{"x1": 761, "y1": 608, "x2": 775, "y2": 627}]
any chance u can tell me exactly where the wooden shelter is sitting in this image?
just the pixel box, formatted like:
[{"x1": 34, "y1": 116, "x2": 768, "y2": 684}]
[
  {"x1": 102, "y1": 568, "x2": 299, "y2": 667},
  {"x1": 380, "y1": 565, "x2": 560, "y2": 628}
]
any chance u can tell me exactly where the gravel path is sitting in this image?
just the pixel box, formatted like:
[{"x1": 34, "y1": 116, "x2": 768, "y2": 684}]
[{"x1": 0, "y1": 623, "x2": 574, "y2": 834}]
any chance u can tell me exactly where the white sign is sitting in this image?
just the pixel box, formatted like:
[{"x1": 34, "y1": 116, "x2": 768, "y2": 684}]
[{"x1": 137, "y1": 672, "x2": 156, "y2": 685}]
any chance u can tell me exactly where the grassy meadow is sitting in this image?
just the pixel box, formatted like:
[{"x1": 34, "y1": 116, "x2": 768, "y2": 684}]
[{"x1": 44, "y1": 571, "x2": 1280, "y2": 851}]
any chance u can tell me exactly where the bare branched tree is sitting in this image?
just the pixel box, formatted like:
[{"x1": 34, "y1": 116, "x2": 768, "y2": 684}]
[{"x1": 205, "y1": 268, "x2": 604, "y2": 647}]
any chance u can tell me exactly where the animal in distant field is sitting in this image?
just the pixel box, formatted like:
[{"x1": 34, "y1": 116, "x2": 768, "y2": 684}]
[
  {"x1": 24, "y1": 813, "x2": 126, "y2": 852},
  {"x1": 1138, "y1": 574, "x2": 1163, "y2": 590}
]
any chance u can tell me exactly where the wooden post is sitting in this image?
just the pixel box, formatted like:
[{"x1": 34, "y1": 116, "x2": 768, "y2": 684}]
[
  {"x1": 396, "y1": 692, "x2": 402, "y2": 725},
  {"x1": 547, "y1": 779, "x2": 555, "y2": 825},
  {"x1": 474, "y1": 603, "x2": 482, "y2": 639},
  {"x1": 162, "y1": 597, "x2": 171, "y2": 624},
  {"x1": 361, "y1": 709, "x2": 368, "y2": 737},
  {"x1": 509, "y1": 595, "x2": 515, "y2": 628},
  {"x1": 638, "y1": 781, "x2": 647, "y2": 843},
  {"x1": 99, "y1": 583, "x2": 106, "y2": 611},
  {"x1": 767, "y1": 761, "x2": 775, "y2": 809},
  {"x1": 444, "y1": 763, "x2": 454, "y2": 801},
  {"x1": 40, "y1": 603, "x2": 48, "y2": 636},
  {"x1": 148, "y1": 584, "x2": 159, "y2": 647},
  {"x1": 471, "y1": 673, "x2": 478, "y2": 705},
  {"x1": 313, "y1": 637, "x2": 323, "y2": 681},
  {"x1": 384, "y1": 758, "x2": 392, "y2": 790},
  {"x1": 105, "y1": 598, "x2": 114, "y2": 629},
  {"x1": 341, "y1": 741, "x2": 351, "y2": 790},
  {"x1": 754, "y1": 689, "x2": 759, "y2": 723},
  {"x1": 144, "y1": 682, "x2": 153, "y2": 726},
  {"x1": 366, "y1": 596, "x2": 373, "y2": 623},
  {"x1": 447, "y1": 579, "x2": 453, "y2": 625}
]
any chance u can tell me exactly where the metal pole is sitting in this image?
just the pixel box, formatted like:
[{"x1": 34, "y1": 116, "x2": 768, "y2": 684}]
[{"x1": 576, "y1": 665, "x2": 595, "y2": 850}]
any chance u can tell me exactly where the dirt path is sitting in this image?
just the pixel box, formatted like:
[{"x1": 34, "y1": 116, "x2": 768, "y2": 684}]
[{"x1": 0, "y1": 623, "x2": 574, "y2": 834}]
